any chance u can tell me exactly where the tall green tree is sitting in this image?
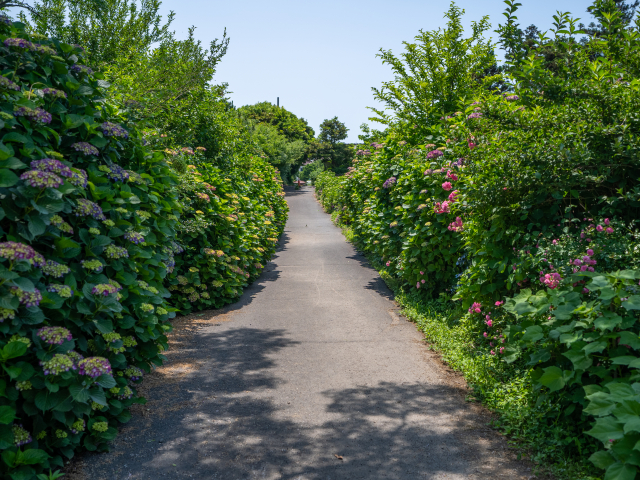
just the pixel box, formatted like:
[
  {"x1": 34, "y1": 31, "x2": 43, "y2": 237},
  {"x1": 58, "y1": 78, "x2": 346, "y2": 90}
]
[
  {"x1": 238, "y1": 102, "x2": 315, "y2": 142},
  {"x1": 19, "y1": 0, "x2": 175, "y2": 66},
  {"x1": 370, "y1": 2, "x2": 496, "y2": 131},
  {"x1": 306, "y1": 117, "x2": 351, "y2": 174}
]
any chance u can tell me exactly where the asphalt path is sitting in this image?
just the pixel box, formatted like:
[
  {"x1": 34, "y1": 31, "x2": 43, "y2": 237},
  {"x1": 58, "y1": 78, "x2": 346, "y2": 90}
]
[{"x1": 78, "y1": 186, "x2": 531, "y2": 480}]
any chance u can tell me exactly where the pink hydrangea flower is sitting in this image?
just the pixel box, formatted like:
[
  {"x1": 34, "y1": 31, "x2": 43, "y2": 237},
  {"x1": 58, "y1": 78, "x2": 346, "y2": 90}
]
[
  {"x1": 468, "y1": 302, "x2": 481, "y2": 314},
  {"x1": 606, "y1": 227, "x2": 613, "y2": 234},
  {"x1": 604, "y1": 218, "x2": 610, "y2": 225},
  {"x1": 486, "y1": 319, "x2": 493, "y2": 327},
  {"x1": 448, "y1": 190, "x2": 459, "y2": 202},
  {"x1": 442, "y1": 182, "x2": 452, "y2": 191},
  {"x1": 386, "y1": 262, "x2": 390, "y2": 267},
  {"x1": 446, "y1": 170, "x2": 458, "y2": 181},
  {"x1": 421, "y1": 279, "x2": 425, "y2": 284},
  {"x1": 596, "y1": 225, "x2": 604, "y2": 232},
  {"x1": 495, "y1": 301, "x2": 503, "y2": 306},
  {"x1": 483, "y1": 332, "x2": 488, "y2": 338},
  {"x1": 587, "y1": 249, "x2": 594, "y2": 256}
]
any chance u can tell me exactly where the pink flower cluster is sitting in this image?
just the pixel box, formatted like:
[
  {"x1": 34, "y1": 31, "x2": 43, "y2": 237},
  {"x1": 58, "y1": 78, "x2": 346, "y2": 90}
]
[
  {"x1": 442, "y1": 181, "x2": 452, "y2": 191},
  {"x1": 434, "y1": 201, "x2": 450, "y2": 214},
  {"x1": 448, "y1": 217, "x2": 464, "y2": 232},
  {"x1": 540, "y1": 272, "x2": 562, "y2": 289},
  {"x1": 468, "y1": 302, "x2": 481, "y2": 314},
  {"x1": 571, "y1": 253, "x2": 597, "y2": 273},
  {"x1": 446, "y1": 170, "x2": 458, "y2": 181},
  {"x1": 448, "y1": 190, "x2": 459, "y2": 202}
]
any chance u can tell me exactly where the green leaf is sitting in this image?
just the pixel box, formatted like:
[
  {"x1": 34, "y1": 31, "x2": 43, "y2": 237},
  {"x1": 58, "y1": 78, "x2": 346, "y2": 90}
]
[
  {"x1": 563, "y1": 349, "x2": 593, "y2": 370},
  {"x1": 521, "y1": 325, "x2": 543, "y2": 342},
  {"x1": 538, "y1": 366, "x2": 565, "y2": 391},
  {"x1": 69, "y1": 384, "x2": 90, "y2": 403},
  {"x1": 590, "y1": 450, "x2": 616, "y2": 469},
  {"x1": 0, "y1": 406, "x2": 15, "y2": 424},
  {"x1": 596, "y1": 314, "x2": 623, "y2": 331},
  {"x1": 604, "y1": 462, "x2": 636, "y2": 480},
  {"x1": 1, "y1": 342, "x2": 27, "y2": 361},
  {"x1": 2, "y1": 133, "x2": 28, "y2": 144},
  {"x1": 623, "y1": 296, "x2": 640, "y2": 311},
  {"x1": 624, "y1": 416, "x2": 640, "y2": 434},
  {"x1": 586, "y1": 416, "x2": 625, "y2": 443},
  {"x1": 0, "y1": 143, "x2": 14, "y2": 161},
  {"x1": 619, "y1": 332, "x2": 640, "y2": 350},
  {"x1": 89, "y1": 388, "x2": 107, "y2": 406},
  {"x1": 2, "y1": 449, "x2": 15, "y2": 467},
  {"x1": 0, "y1": 169, "x2": 19, "y2": 188},
  {"x1": 585, "y1": 392, "x2": 617, "y2": 417},
  {"x1": 96, "y1": 374, "x2": 116, "y2": 389},
  {"x1": 17, "y1": 449, "x2": 48, "y2": 465},
  {"x1": 585, "y1": 341, "x2": 608, "y2": 354}
]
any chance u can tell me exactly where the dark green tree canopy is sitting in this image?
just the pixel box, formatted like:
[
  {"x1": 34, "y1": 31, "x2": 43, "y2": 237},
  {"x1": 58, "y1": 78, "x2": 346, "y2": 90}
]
[
  {"x1": 238, "y1": 101, "x2": 315, "y2": 142},
  {"x1": 318, "y1": 116, "x2": 348, "y2": 144}
]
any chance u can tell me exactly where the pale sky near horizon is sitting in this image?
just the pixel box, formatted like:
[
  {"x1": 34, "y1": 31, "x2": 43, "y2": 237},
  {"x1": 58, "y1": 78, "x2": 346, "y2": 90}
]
[{"x1": 19, "y1": 0, "x2": 600, "y2": 142}]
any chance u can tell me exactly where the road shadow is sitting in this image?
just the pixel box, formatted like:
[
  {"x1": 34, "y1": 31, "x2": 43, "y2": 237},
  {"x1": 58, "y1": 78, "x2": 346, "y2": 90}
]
[{"x1": 80, "y1": 343, "x2": 525, "y2": 479}]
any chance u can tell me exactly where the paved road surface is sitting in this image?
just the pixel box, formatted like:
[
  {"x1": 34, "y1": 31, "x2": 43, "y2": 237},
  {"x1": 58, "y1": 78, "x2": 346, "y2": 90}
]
[{"x1": 79, "y1": 187, "x2": 530, "y2": 480}]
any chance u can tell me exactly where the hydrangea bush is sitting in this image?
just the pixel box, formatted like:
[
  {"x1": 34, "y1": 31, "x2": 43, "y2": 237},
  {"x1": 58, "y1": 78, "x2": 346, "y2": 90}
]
[
  {"x1": 165, "y1": 151, "x2": 287, "y2": 313},
  {"x1": 0, "y1": 21, "x2": 182, "y2": 477}
]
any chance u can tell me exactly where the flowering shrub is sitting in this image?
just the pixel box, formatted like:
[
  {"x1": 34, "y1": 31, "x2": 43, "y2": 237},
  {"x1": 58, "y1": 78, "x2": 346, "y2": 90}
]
[
  {"x1": 0, "y1": 21, "x2": 181, "y2": 477},
  {"x1": 501, "y1": 270, "x2": 640, "y2": 479},
  {"x1": 165, "y1": 151, "x2": 287, "y2": 313}
]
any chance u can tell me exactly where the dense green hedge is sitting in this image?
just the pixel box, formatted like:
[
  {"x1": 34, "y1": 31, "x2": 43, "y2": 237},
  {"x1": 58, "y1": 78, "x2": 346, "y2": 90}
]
[
  {"x1": 166, "y1": 150, "x2": 287, "y2": 313},
  {"x1": 0, "y1": 20, "x2": 287, "y2": 479},
  {"x1": 0, "y1": 20, "x2": 181, "y2": 477}
]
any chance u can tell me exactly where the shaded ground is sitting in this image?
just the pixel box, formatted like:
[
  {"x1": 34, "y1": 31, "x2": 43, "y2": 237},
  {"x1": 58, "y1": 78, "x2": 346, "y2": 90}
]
[{"x1": 71, "y1": 186, "x2": 535, "y2": 479}]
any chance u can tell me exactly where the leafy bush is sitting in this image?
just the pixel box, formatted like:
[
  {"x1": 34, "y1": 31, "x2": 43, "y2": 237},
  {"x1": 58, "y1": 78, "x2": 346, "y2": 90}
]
[
  {"x1": 165, "y1": 150, "x2": 287, "y2": 313},
  {"x1": 502, "y1": 271, "x2": 640, "y2": 480},
  {"x1": 0, "y1": 20, "x2": 182, "y2": 478}
]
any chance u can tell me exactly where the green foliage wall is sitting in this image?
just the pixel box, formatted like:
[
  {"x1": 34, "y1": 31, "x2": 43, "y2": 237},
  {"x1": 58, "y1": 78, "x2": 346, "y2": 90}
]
[
  {"x1": 0, "y1": 18, "x2": 287, "y2": 479},
  {"x1": 0, "y1": 21, "x2": 181, "y2": 477}
]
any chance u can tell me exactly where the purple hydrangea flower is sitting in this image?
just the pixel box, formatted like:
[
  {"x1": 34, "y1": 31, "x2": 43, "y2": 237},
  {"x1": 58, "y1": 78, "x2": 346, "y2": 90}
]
[
  {"x1": 505, "y1": 94, "x2": 519, "y2": 101},
  {"x1": 46, "y1": 284, "x2": 74, "y2": 298},
  {"x1": 124, "y1": 231, "x2": 144, "y2": 244},
  {"x1": 20, "y1": 170, "x2": 63, "y2": 188},
  {"x1": 104, "y1": 245, "x2": 128, "y2": 259},
  {"x1": 78, "y1": 357, "x2": 112, "y2": 377},
  {"x1": 33, "y1": 44, "x2": 56, "y2": 55},
  {"x1": 467, "y1": 112, "x2": 483, "y2": 119},
  {"x1": 0, "y1": 76, "x2": 19, "y2": 91},
  {"x1": 12, "y1": 425, "x2": 32, "y2": 447},
  {"x1": 117, "y1": 386, "x2": 133, "y2": 400},
  {"x1": 41, "y1": 87, "x2": 66, "y2": 99},
  {"x1": 101, "y1": 122, "x2": 129, "y2": 139},
  {"x1": 382, "y1": 177, "x2": 396, "y2": 189},
  {"x1": 0, "y1": 14, "x2": 11, "y2": 26},
  {"x1": 105, "y1": 164, "x2": 129, "y2": 182},
  {"x1": 11, "y1": 287, "x2": 42, "y2": 307},
  {"x1": 69, "y1": 168, "x2": 88, "y2": 188},
  {"x1": 40, "y1": 354, "x2": 75, "y2": 375},
  {"x1": 426, "y1": 149, "x2": 444, "y2": 159},
  {"x1": 124, "y1": 365, "x2": 144, "y2": 381},
  {"x1": 41, "y1": 259, "x2": 70, "y2": 277},
  {"x1": 67, "y1": 351, "x2": 84, "y2": 367},
  {"x1": 14, "y1": 106, "x2": 52, "y2": 124},
  {"x1": 4, "y1": 38, "x2": 35, "y2": 50},
  {"x1": 71, "y1": 142, "x2": 99, "y2": 156},
  {"x1": 31, "y1": 159, "x2": 73, "y2": 178},
  {"x1": 75, "y1": 199, "x2": 105, "y2": 220},
  {"x1": 37, "y1": 326, "x2": 73, "y2": 345},
  {"x1": 0, "y1": 242, "x2": 45, "y2": 266},
  {"x1": 171, "y1": 241, "x2": 184, "y2": 254},
  {"x1": 70, "y1": 419, "x2": 85, "y2": 434},
  {"x1": 91, "y1": 283, "x2": 121, "y2": 296},
  {"x1": 70, "y1": 64, "x2": 93, "y2": 75}
]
